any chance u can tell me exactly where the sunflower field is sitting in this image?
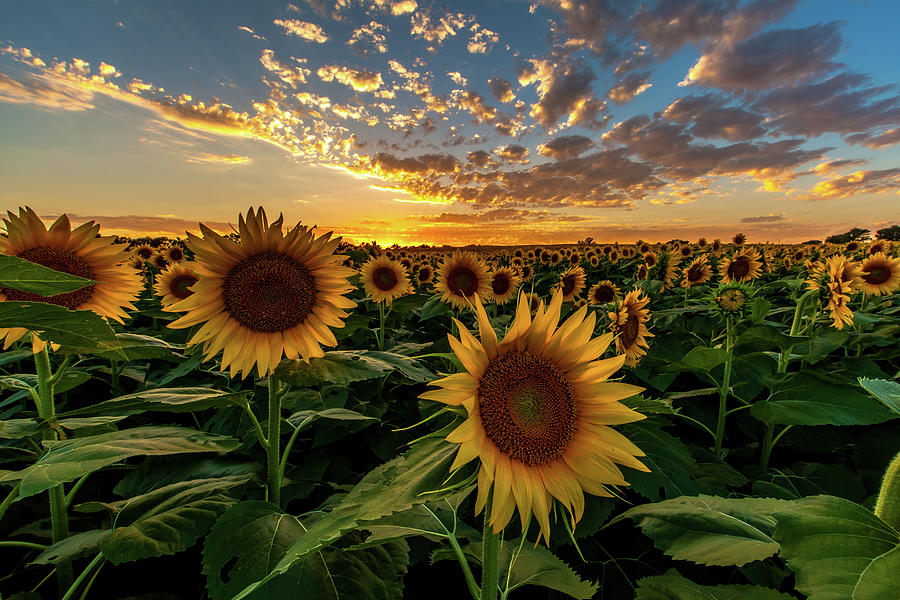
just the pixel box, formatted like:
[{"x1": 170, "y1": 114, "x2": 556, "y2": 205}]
[{"x1": 0, "y1": 206, "x2": 898, "y2": 600}]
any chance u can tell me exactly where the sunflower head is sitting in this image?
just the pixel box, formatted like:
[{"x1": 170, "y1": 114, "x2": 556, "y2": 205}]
[
  {"x1": 164, "y1": 245, "x2": 185, "y2": 263},
  {"x1": 488, "y1": 267, "x2": 521, "y2": 305},
  {"x1": 857, "y1": 252, "x2": 900, "y2": 296},
  {"x1": 588, "y1": 280, "x2": 620, "y2": 305},
  {"x1": 434, "y1": 250, "x2": 491, "y2": 310},
  {"x1": 416, "y1": 264, "x2": 435, "y2": 286},
  {"x1": 712, "y1": 282, "x2": 752, "y2": 314},
  {"x1": 154, "y1": 263, "x2": 200, "y2": 308},
  {"x1": 556, "y1": 266, "x2": 586, "y2": 302},
  {"x1": 643, "y1": 253, "x2": 658, "y2": 268},
  {"x1": 733, "y1": 233, "x2": 746, "y2": 246},
  {"x1": 421, "y1": 291, "x2": 648, "y2": 544},
  {"x1": 719, "y1": 247, "x2": 762, "y2": 283},
  {"x1": 608, "y1": 288, "x2": 654, "y2": 366},
  {"x1": 166, "y1": 207, "x2": 355, "y2": 378},
  {"x1": 681, "y1": 256, "x2": 712, "y2": 289},
  {"x1": 0, "y1": 207, "x2": 141, "y2": 350},
  {"x1": 360, "y1": 254, "x2": 411, "y2": 306},
  {"x1": 132, "y1": 244, "x2": 154, "y2": 261}
]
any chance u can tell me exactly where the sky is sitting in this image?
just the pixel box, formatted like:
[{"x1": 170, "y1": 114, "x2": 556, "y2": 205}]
[{"x1": 1, "y1": 0, "x2": 898, "y2": 246}]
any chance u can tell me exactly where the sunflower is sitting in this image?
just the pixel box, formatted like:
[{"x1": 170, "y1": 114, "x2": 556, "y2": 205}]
[
  {"x1": 637, "y1": 241, "x2": 650, "y2": 254},
  {"x1": 132, "y1": 243, "x2": 154, "y2": 261},
  {"x1": 732, "y1": 232, "x2": 746, "y2": 246},
  {"x1": 588, "y1": 280, "x2": 620, "y2": 305},
  {"x1": 154, "y1": 263, "x2": 200, "y2": 308},
  {"x1": 825, "y1": 281, "x2": 854, "y2": 329},
  {"x1": 421, "y1": 291, "x2": 648, "y2": 543},
  {"x1": 128, "y1": 255, "x2": 145, "y2": 271},
  {"x1": 550, "y1": 251, "x2": 562, "y2": 266},
  {"x1": 679, "y1": 245, "x2": 693, "y2": 260},
  {"x1": 719, "y1": 247, "x2": 762, "y2": 283},
  {"x1": 589, "y1": 255, "x2": 599, "y2": 268},
  {"x1": 523, "y1": 292, "x2": 542, "y2": 314},
  {"x1": 857, "y1": 253, "x2": 900, "y2": 296},
  {"x1": 488, "y1": 267, "x2": 520, "y2": 305},
  {"x1": 435, "y1": 250, "x2": 491, "y2": 310},
  {"x1": 520, "y1": 264, "x2": 534, "y2": 281},
  {"x1": 608, "y1": 289, "x2": 653, "y2": 366},
  {"x1": 714, "y1": 283, "x2": 750, "y2": 313},
  {"x1": 0, "y1": 207, "x2": 141, "y2": 349},
  {"x1": 697, "y1": 237, "x2": 707, "y2": 248},
  {"x1": 150, "y1": 252, "x2": 168, "y2": 270},
  {"x1": 165, "y1": 207, "x2": 355, "y2": 378},
  {"x1": 540, "y1": 250, "x2": 551, "y2": 264},
  {"x1": 681, "y1": 256, "x2": 712, "y2": 288},
  {"x1": 643, "y1": 253, "x2": 658, "y2": 268},
  {"x1": 360, "y1": 254, "x2": 411, "y2": 306},
  {"x1": 416, "y1": 264, "x2": 435, "y2": 286},
  {"x1": 556, "y1": 266, "x2": 586, "y2": 302},
  {"x1": 164, "y1": 245, "x2": 185, "y2": 263}
]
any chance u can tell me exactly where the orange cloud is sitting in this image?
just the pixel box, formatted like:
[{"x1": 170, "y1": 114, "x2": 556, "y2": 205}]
[
  {"x1": 272, "y1": 18, "x2": 329, "y2": 43},
  {"x1": 317, "y1": 64, "x2": 383, "y2": 92}
]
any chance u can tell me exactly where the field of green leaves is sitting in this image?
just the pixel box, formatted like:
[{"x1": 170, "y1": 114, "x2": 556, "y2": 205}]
[{"x1": 0, "y1": 207, "x2": 898, "y2": 600}]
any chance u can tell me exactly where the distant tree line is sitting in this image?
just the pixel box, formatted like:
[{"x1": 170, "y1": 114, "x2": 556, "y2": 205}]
[{"x1": 824, "y1": 225, "x2": 900, "y2": 243}]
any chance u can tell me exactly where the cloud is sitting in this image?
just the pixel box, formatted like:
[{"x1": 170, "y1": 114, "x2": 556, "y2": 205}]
[
  {"x1": 371, "y1": 152, "x2": 460, "y2": 176},
  {"x1": 347, "y1": 20, "x2": 389, "y2": 55},
  {"x1": 259, "y1": 49, "x2": 310, "y2": 88},
  {"x1": 662, "y1": 94, "x2": 767, "y2": 141},
  {"x1": 186, "y1": 153, "x2": 253, "y2": 166},
  {"x1": 54, "y1": 214, "x2": 233, "y2": 236},
  {"x1": 755, "y1": 73, "x2": 900, "y2": 137},
  {"x1": 466, "y1": 150, "x2": 497, "y2": 168},
  {"x1": 845, "y1": 128, "x2": 900, "y2": 149},
  {"x1": 526, "y1": 61, "x2": 603, "y2": 129},
  {"x1": 740, "y1": 213, "x2": 785, "y2": 223},
  {"x1": 811, "y1": 159, "x2": 869, "y2": 175},
  {"x1": 273, "y1": 18, "x2": 329, "y2": 42},
  {"x1": 487, "y1": 77, "x2": 515, "y2": 103},
  {"x1": 607, "y1": 72, "x2": 652, "y2": 105},
  {"x1": 468, "y1": 23, "x2": 499, "y2": 54},
  {"x1": 537, "y1": 135, "x2": 594, "y2": 160},
  {"x1": 803, "y1": 168, "x2": 900, "y2": 201},
  {"x1": 410, "y1": 10, "x2": 472, "y2": 49},
  {"x1": 237, "y1": 25, "x2": 266, "y2": 40},
  {"x1": 317, "y1": 65, "x2": 383, "y2": 91},
  {"x1": 496, "y1": 144, "x2": 530, "y2": 164},
  {"x1": 415, "y1": 208, "x2": 590, "y2": 224},
  {"x1": 0, "y1": 71, "x2": 95, "y2": 111},
  {"x1": 680, "y1": 23, "x2": 843, "y2": 90}
]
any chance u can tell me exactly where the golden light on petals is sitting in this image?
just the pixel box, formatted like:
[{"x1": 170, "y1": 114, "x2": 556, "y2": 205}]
[
  {"x1": 681, "y1": 256, "x2": 712, "y2": 288},
  {"x1": 0, "y1": 207, "x2": 142, "y2": 350},
  {"x1": 359, "y1": 254, "x2": 412, "y2": 305},
  {"x1": 165, "y1": 207, "x2": 355, "y2": 378},
  {"x1": 608, "y1": 289, "x2": 654, "y2": 366},
  {"x1": 488, "y1": 266, "x2": 520, "y2": 305},
  {"x1": 857, "y1": 253, "x2": 900, "y2": 296},
  {"x1": 588, "y1": 280, "x2": 620, "y2": 305},
  {"x1": 556, "y1": 265, "x2": 586, "y2": 302},
  {"x1": 154, "y1": 263, "x2": 200, "y2": 308},
  {"x1": 434, "y1": 250, "x2": 491, "y2": 310},
  {"x1": 719, "y1": 247, "x2": 762, "y2": 283},
  {"x1": 421, "y1": 290, "x2": 648, "y2": 544}
]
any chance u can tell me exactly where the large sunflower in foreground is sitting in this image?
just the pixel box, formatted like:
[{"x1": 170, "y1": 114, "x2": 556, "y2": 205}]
[
  {"x1": 421, "y1": 291, "x2": 648, "y2": 544},
  {"x1": 857, "y1": 252, "x2": 900, "y2": 296},
  {"x1": 608, "y1": 289, "x2": 654, "y2": 366},
  {"x1": 359, "y1": 254, "x2": 411, "y2": 306},
  {"x1": 0, "y1": 207, "x2": 141, "y2": 349},
  {"x1": 165, "y1": 208, "x2": 355, "y2": 378},
  {"x1": 434, "y1": 250, "x2": 491, "y2": 310}
]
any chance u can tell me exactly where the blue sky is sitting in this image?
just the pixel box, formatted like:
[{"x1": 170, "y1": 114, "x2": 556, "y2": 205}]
[{"x1": 1, "y1": 0, "x2": 898, "y2": 245}]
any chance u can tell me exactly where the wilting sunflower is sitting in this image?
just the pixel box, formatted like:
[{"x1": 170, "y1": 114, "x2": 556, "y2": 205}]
[
  {"x1": 164, "y1": 245, "x2": 185, "y2": 263},
  {"x1": 0, "y1": 207, "x2": 141, "y2": 349},
  {"x1": 421, "y1": 291, "x2": 648, "y2": 543},
  {"x1": 556, "y1": 266, "x2": 586, "y2": 302},
  {"x1": 608, "y1": 289, "x2": 653, "y2": 366},
  {"x1": 719, "y1": 247, "x2": 762, "y2": 283},
  {"x1": 857, "y1": 252, "x2": 900, "y2": 296},
  {"x1": 435, "y1": 250, "x2": 491, "y2": 310},
  {"x1": 360, "y1": 254, "x2": 411, "y2": 306},
  {"x1": 154, "y1": 263, "x2": 200, "y2": 308},
  {"x1": 488, "y1": 267, "x2": 521, "y2": 305},
  {"x1": 588, "y1": 280, "x2": 620, "y2": 305},
  {"x1": 165, "y1": 207, "x2": 355, "y2": 378},
  {"x1": 681, "y1": 256, "x2": 712, "y2": 288}
]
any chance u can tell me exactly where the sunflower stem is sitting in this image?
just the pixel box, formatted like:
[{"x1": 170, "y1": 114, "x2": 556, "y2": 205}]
[
  {"x1": 377, "y1": 300, "x2": 386, "y2": 351},
  {"x1": 34, "y1": 347, "x2": 74, "y2": 591},
  {"x1": 60, "y1": 552, "x2": 104, "y2": 600},
  {"x1": 430, "y1": 504, "x2": 480, "y2": 600},
  {"x1": 713, "y1": 315, "x2": 734, "y2": 459},
  {"x1": 0, "y1": 481, "x2": 21, "y2": 524},
  {"x1": 481, "y1": 488, "x2": 501, "y2": 600},
  {"x1": 266, "y1": 374, "x2": 283, "y2": 508},
  {"x1": 875, "y1": 451, "x2": 900, "y2": 531}
]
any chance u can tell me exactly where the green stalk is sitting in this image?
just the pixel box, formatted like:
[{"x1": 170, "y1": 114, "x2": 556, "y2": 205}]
[
  {"x1": 875, "y1": 451, "x2": 900, "y2": 531},
  {"x1": 34, "y1": 347, "x2": 74, "y2": 591},
  {"x1": 425, "y1": 505, "x2": 480, "y2": 600},
  {"x1": 481, "y1": 488, "x2": 501, "y2": 600},
  {"x1": 267, "y1": 374, "x2": 283, "y2": 508},
  {"x1": 377, "y1": 301, "x2": 386, "y2": 351},
  {"x1": 0, "y1": 481, "x2": 21, "y2": 523},
  {"x1": 713, "y1": 316, "x2": 734, "y2": 459},
  {"x1": 60, "y1": 552, "x2": 104, "y2": 600}
]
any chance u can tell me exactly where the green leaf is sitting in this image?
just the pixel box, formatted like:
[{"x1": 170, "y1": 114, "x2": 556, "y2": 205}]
[
  {"x1": 58, "y1": 387, "x2": 249, "y2": 418},
  {"x1": 0, "y1": 418, "x2": 42, "y2": 439},
  {"x1": 61, "y1": 333, "x2": 183, "y2": 361},
  {"x1": 737, "y1": 325, "x2": 805, "y2": 350},
  {"x1": 100, "y1": 475, "x2": 251, "y2": 565},
  {"x1": 751, "y1": 372, "x2": 897, "y2": 426},
  {"x1": 354, "y1": 495, "x2": 479, "y2": 548},
  {"x1": 859, "y1": 378, "x2": 900, "y2": 416},
  {"x1": 615, "y1": 495, "x2": 792, "y2": 567},
  {"x1": 0, "y1": 302, "x2": 118, "y2": 350},
  {"x1": 114, "y1": 455, "x2": 262, "y2": 498},
  {"x1": 32, "y1": 529, "x2": 111, "y2": 565},
  {"x1": 416, "y1": 295, "x2": 450, "y2": 320},
  {"x1": 666, "y1": 347, "x2": 728, "y2": 373},
  {"x1": 623, "y1": 395, "x2": 678, "y2": 416},
  {"x1": 0, "y1": 426, "x2": 239, "y2": 499},
  {"x1": 635, "y1": 571, "x2": 794, "y2": 599},
  {"x1": 773, "y1": 495, "x2": 900, "y2": 600},
  {"x1": 0, "y1": 370, "x2": 91, "y2": 394},
  {"x1": 749, "y1": 297, "x2": 772, "y2": 325},
  {"x1": 0, "y1": 254, "x2": 95, "y2": 295},
  {"x1": 793, "y1": 329, "x2": 851, "y2": 363},
  {"x1": 203, "y1": 501, "x2": 409, "y2": 600},
  {"x1": 230, "y1": 437, "x2": 459, "y2": 599},
  {"x1": 286, "y1": 407, "x2": 376, "y2": 430},
  {"x1": 620, "y1": 419, "x2": 699, "y2": 501},
  {"x1": 276, "y1": 350, "x2": 433, "y2": 386}
]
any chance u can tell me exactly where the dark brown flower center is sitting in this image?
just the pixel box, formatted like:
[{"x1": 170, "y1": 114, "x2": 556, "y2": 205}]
[
  {"x1": 135, "y1": 246, "x2": 153, "y2": 260},
  {"x1": 593, "y1": 285, "x2": 614, "y2": 303},
  {"x1": 448, "y1": 267, "x2": 478, "y2": 297},
  {"x1": 372, "y1": 266, "x2": 399, "y2": 291},
  {"x1": 417, "y1": 267, "x2": 432, "y2": 282},
  {"x1": 863, "y1": 265, "x2": 890, "y2": 285},
  {"x1": 728, "y1": 257, "x2": 750, "y2": 280},
  {"x1": 222, "y1": 250, "x2": 316, "y2": 333},
  {"x1": 477, "y1": 351, "x2": 577, "y2": 466},
  {"x1": 622, "y1": 314, "x2": 640, "y2": 347},
  {"x1": 152, "y1": 254, "x2": 168, "y2": 269},
  {"x1": 645, "y1": 255, "x2": 657, "y2": 267},
  {"x1": 168, "y1": 274, "x2": 198, "y2": 299},
  {"x1": 491, "y1": 273, "x2": 510, "y2": 296},
  {"x1": 687, "y1": 264, "x2": 704, "y2": 282},
  {"x1": 680, "y1": 246, "x2": 692, "y2": 257},
  {"x1": 167, "y1": 247, "x2": 184, "y2": 261},
  {"x1": 561, "y1": 274, "x2": 576, "y2": 296},
  {"x1": 3, "y1": 247, "x2": 95, "y2": 309}
]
